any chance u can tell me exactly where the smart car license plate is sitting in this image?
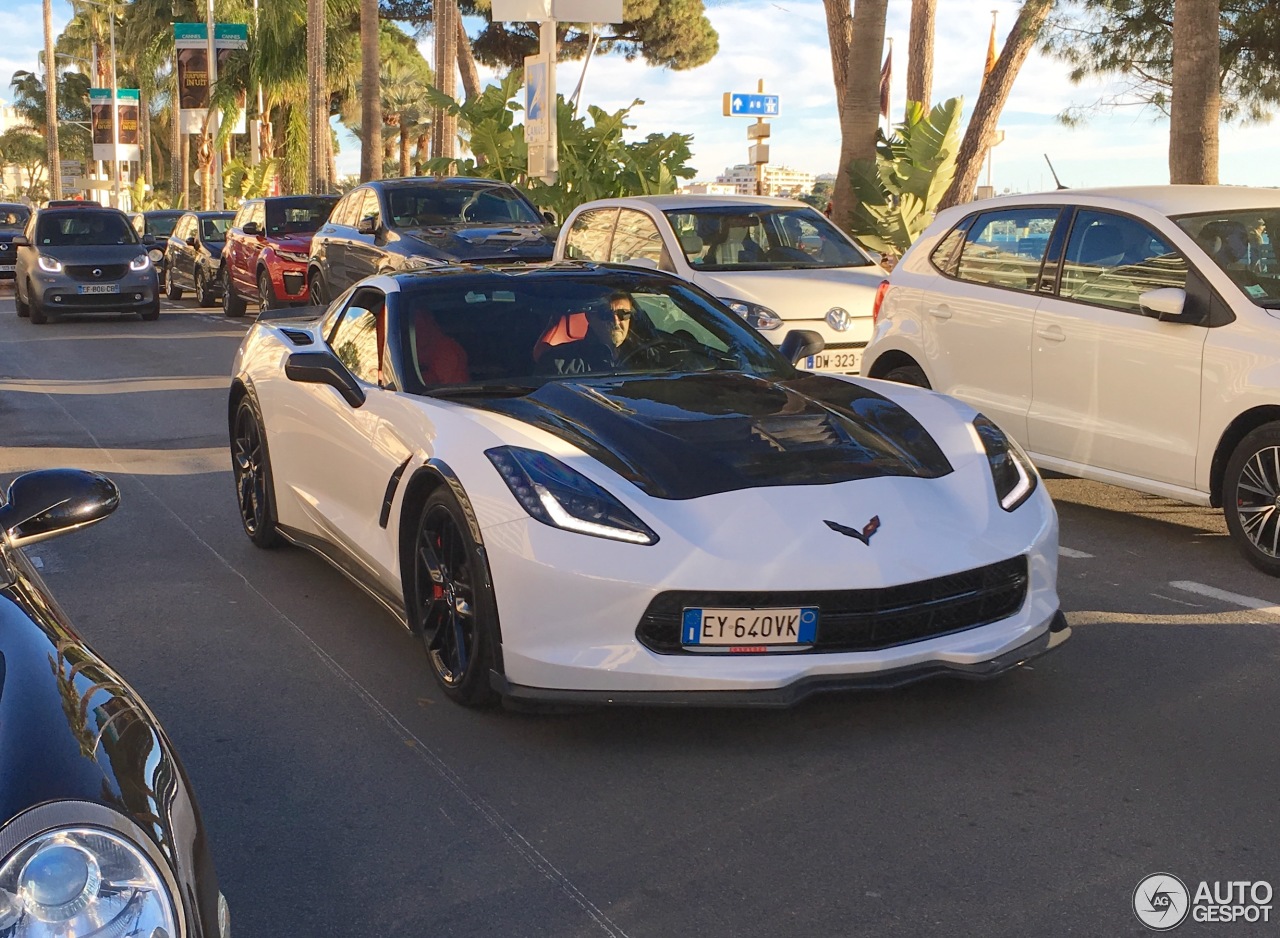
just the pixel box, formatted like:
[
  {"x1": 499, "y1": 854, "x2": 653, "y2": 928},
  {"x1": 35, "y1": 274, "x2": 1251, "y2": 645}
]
[
  {"x1": 0, "y1": 265, "x2": 13, "y2": 273},
  {"x1": 805, "y1": 349, "x2": 863, "y2": 373},
  {"x1": 78, "y1": 283, "x2": 119, "y2": 295},
  {"x1": 682, "y1": 607, "x2": 818, "y2": 648}
]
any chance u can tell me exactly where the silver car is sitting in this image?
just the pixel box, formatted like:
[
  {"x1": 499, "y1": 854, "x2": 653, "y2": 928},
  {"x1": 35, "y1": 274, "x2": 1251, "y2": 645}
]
[{"x1": 13, "y1": 206, "x2": 161, "y2": 323}]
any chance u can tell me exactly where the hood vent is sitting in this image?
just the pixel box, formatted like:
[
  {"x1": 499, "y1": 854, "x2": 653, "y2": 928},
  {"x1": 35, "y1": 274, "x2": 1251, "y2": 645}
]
[
  {"x1": 750, "y1": 414, "x2": 845, "y2": 452},
  {"x1": 280, "y1": 329, "x2": 314, "y2": 346}
]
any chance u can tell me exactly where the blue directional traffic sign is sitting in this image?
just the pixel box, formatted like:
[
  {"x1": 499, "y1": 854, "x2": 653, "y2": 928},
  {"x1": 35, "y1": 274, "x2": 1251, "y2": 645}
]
[{"x1": 723, "y1": 92, "x2": 781, "y2": 117}]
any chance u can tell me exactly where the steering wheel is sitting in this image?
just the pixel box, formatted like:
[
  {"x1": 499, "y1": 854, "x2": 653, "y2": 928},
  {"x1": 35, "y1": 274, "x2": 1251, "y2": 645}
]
[{"x1": 616, "y1": 336, "x2": 714, "y2": 370}]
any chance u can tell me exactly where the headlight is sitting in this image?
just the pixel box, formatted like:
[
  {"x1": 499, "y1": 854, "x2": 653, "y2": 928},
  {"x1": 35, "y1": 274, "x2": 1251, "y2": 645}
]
[
  {"x1": 36, "y1": 255, "x2": 62, "y2": 273},
  {"x1": 148, "y1": 248, "x2": 165, "y2": 263},
  {"x1": 486, "y1": 446, "x2": 658, "y2": 545},
  {"x1": 0, "y1": 827, "x2": 179, "y2": 937},
  {"x1": 723, "y1": 299, "x2": 782, "y2": 331},
  {"x1": 972, "y1": 415, "x2": 1038, "y2": 511},
  {"x1": 405, "y1": 255, "x2": 443, "y2": 269},
  {"x1": 274, "y1": 249, "x2": 309, "y2": 263},
  {"x1": 130, "y1": 254, "x2": 152, "y2": 271}
]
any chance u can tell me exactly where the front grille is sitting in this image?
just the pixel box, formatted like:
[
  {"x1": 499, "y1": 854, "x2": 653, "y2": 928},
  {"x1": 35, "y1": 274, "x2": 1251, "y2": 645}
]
[
  {"x1": 823, "y1": 341, "x2": 868, "y2": 351},
  {"x1": 637, "y1": 556, "x2": 1028, "y2": 654},
  {"x1": 65, "y1": 264, "x2": 127, "y2": 281},
  {"x1": 281, "y1": 272, "x2": 305, "y2": 294}
]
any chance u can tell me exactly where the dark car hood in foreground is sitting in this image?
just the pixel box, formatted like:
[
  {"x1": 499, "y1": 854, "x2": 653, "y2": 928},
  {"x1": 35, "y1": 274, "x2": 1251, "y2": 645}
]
[
  {"x1": 402, "y1": 224, "x2": 554, "y2": 263},
  {"x1": 475, "y1": 372, "x2": 953, "y2": 499}
]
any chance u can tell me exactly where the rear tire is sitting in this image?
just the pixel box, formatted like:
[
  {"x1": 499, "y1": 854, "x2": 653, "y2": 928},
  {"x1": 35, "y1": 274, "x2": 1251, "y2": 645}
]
[
  {"x1": 308, "y1": 269, "x2": 327, "y2": 306},
  {"x1": 15, "y1": 284, "x2": 29, "y2": 317},
  {"x1": 166, "y1": 278, "x2": 183, "y2": 300},
  {"x1": 222, "y1": 267, "x2": 246, "y2": 318},
  {"x1": 1223, "y1": 422, "x2": 1280, "y2": 576},
  {"x1": 884, "y1": 364, "x2": 930, "y2": 389},
  {"x1": 411, "y1": 488, "x2": 499, "y2": 707},
  {"x1": 195, "y1": 268, "x2": 215, "y2": 307},
  {"x1": 231, "y1": 395, "x2": 281, "y2": 548}
]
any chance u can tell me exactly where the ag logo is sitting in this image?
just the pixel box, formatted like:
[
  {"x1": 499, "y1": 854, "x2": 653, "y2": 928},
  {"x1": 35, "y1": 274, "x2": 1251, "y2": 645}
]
[{"x1": 1134, "y1": 873, "x2": 1190, "y2": 930}]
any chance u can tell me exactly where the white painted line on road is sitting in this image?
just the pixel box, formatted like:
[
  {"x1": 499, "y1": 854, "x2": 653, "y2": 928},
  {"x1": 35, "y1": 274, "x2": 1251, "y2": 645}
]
[
  {"x1": 1059, "y1": 547, "x2": 1094, "y2": 559},
  {"x1": 30, "y1": 556, "x2": 42, "y2": 569},
  {"x1": 1169, "y1": 580, "x2": 1280, "y2": 618}
]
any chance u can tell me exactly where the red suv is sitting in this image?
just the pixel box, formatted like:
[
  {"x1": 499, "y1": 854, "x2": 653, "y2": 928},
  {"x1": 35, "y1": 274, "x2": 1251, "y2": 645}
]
[{"x1": 220, "y1": 195, "x2": 337, "y2": 317}]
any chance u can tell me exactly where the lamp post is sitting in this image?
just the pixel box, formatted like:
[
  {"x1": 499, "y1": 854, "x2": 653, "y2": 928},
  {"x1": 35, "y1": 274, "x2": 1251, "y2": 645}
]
[
  {"x1": 78, "y1": 0, "x2": 123, "y2": 209},
  {"x1": 206, "y1": 0, "x2": 223, "y2": 209}
]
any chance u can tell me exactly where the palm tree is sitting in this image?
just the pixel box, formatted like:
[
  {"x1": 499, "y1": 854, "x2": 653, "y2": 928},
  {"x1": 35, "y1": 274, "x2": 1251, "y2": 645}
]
[
  {"x1": 827, "y1": 0, "x2": 888, "y2": 230},
  {"x1": 359, "y1": 0, "x2": 381, "y2": 182},
  {"x1": 1170, "y1": 0, "x2": 1220, "y2": 183},
  {"x1": 906, "y1": 0, "x2": 936, "y2": 111},
  {"x1": 380, "y1": 60, "x2": 428, "y2": 177},
  {"x1": 307, "y1": 0, "x2": 328, "y2": 191},
  {"x1": 44, "y1": 0, "x2": 61, "y2": 199},
  {"x1": 432, "y1": 0, "x2": 459, "y2": 165}
]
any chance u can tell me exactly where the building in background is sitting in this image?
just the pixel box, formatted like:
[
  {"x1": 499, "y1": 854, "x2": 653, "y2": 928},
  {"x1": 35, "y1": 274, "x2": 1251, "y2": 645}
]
[
  {"x1": 0, "y1": 102, "x2": 35, "y2": 199},
  {"x1": 678, "y1": 181, "x2": 738, "y2": 196},
  {"x1": 715, "y1": 164, "x2": 816, "y2": 198}
]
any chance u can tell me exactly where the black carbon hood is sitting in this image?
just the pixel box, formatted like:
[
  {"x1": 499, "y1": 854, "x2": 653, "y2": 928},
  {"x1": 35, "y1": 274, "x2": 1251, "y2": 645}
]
[{"x1": 476, "y1": 372, "x2": 953, "y2": 499}]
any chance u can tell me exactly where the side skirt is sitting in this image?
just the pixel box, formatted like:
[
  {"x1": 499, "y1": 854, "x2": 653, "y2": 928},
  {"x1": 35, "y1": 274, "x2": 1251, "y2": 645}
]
[{"x1": 276, "y1": 523, "x2": 409, "y2": 629}]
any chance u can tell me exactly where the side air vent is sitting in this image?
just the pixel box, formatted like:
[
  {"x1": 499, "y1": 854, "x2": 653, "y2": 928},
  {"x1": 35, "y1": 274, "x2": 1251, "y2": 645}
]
[{"x1": 280, "y1": 329, "x2": 314, "y2": 346}]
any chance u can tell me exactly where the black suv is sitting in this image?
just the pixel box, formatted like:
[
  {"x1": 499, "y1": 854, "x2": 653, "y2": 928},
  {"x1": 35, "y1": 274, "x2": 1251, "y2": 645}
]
[
  {"x1": 307, "y1": 177, "x2": 554, "y2": 301},
  {"x1": 0, "y1": 202, "x2": 32, "y2": 280}
]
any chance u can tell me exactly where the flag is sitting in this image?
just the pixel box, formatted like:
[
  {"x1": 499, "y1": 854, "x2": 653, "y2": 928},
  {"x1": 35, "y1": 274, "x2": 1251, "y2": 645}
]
[
  {"x1": 879, "y1": 46, "x2": 892, "y2": 119},
  {"x1": 982, "y1": 18, "x2": 998, "y2": 87}
]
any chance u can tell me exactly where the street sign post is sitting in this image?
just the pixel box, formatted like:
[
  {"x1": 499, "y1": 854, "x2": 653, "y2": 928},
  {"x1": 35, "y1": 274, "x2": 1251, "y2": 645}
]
[{"x1": 722, "y1": 93, "x2": 781, "y2": 118}]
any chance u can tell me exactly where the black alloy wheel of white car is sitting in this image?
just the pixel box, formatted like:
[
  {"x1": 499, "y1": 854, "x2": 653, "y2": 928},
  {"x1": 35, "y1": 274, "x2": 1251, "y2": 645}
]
[
  {"x1": 231, "y1": 396, "x2": 280, "y2": 548},
  {"x1": 412, "y1": 488, "x2": 498, "y2": 707},
  {"x1": 1224, "y1": 422, "x2": 1280, "y2": 576}
]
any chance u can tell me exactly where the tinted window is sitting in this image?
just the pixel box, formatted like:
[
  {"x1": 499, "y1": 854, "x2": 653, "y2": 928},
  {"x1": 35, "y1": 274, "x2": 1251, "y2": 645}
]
[
  {"x1": 611, "y1": 210, "x2": 668, "y2": 267},
  {"x1": 147, "y1": 214, "x2": 182, "y2": 237},
  {"x1": 955, "y1": 208, "x2": 1059, "y2": 292},
  {"x1": 36, "y1": 211, "x2": 138, "y2": 246},
  {"x1": 563, "y1": 209, "x2": 617, "y2": 261},
  {"x1": 330, "y1": 190, "x2": 360, "y2": 228},
  {"x1": 328, "y1": 288, "x2": 386, "y2": 384},
  {"x1": 385, "y1": 185, "x2": 540, "y2": 227},
  {"x1": 0, "y1": 207, "x2": 31, "y2": 230},
  {"x1": 265, "y1": 197, "x2": 334, "y2": 235},
  {"x1": 929, "y1": 223, "x2": 969, "y2": 276},
  {"x1": 202, "y1": 215, "x2": 233, "y2": 242},
  {"x1": 1176, "y1": 209, "x2": 1280, "y2": 308},
  {"x1": 662, "y1": 205, "x2": 871, "y2": 270},
  {"x1": 356, "y1": 189, "x2": 381, "y2": 225},
  {"x1": 1060, "y1": 210, "x2": 1189, "y2": 314}
]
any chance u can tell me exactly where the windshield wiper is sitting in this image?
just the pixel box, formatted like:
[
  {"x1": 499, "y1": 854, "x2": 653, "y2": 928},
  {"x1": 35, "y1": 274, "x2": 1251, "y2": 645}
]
[{"x1": 424, "y1": 383, "x2": 538, "y2": 399}]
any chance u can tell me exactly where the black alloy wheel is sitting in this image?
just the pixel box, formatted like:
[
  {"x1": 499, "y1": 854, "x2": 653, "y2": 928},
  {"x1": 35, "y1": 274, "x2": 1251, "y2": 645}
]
[
  {"x1": 231, "y1": 396, "x2": 280, "y2": 548},
  {"x1": 308, "y1": 269, "x2": 326, "y2": 306},
  {"x1": 166, "y1": 276, "x2": 183, "y2": 300},
  {"x1": 258, "y1": 270, "x2": 276, "y2": 311},
  {"x1": 1224, "y1": 423, "x2": 1280, "y2": 576},
  {"x1": 195, "y1": 268, "x2": 215, "y2": 307},
  {"x1": 884, "y1": 364, "x2": 931, "y2": 389},
  {"x1": 222, "y1": 267, "x2": 246, "y2": 318},
  {"x1": 413, "y1": 489, "x2": 497, "y2": 706}
]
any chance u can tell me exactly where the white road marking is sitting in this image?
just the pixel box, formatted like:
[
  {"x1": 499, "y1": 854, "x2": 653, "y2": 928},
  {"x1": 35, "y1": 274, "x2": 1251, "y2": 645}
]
[
  {"x1": 30, "y1": 556, "x2": 42, "y2": 569},
  {"x1": 1169, "y1": 580, "x2": 1280, "y2": 618},
  {"x1": 1059, "y1": 547, "x2": 1093, "y2": 559}
]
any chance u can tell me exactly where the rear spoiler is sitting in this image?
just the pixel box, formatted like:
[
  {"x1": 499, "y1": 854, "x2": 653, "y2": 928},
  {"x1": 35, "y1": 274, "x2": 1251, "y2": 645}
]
[{"x1": 257, "y1": 304, "x2": 325, "y2": 323}]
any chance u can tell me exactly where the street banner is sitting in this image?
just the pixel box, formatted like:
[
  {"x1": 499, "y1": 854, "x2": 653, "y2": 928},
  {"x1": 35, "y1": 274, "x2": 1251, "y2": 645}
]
[
  {"x1": 90, "y1": 88, "x2": 141, "y2": 162},
  {"x1": 175, "y1": 23, "x2": 249, "y2": 134}
]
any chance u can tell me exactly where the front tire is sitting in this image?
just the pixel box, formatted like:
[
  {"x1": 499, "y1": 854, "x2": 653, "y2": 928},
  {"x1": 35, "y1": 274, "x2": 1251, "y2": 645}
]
[
  {"x1": 15, "y1": 284, "x2": 29, "y2": 317},
  {"x1": 308, "y1": 269, "x2": 327, "y2": 306},
  {"x1": 29, "y1": 288, "x2": 47, "y2": 324},
  {"x1": 222, "y1": 267, "x2": 246, "y2": 318},
  {"x1": 411, "y1": 488, "x2": 498, "y2": 707},
  {"x1": 1223, "y1": 422, "x2": 1280, "y2": 576},
  {"x1": 258, "y1": 270, "x2": 276, "y2": 311},
  {"x1": 166, "y1": 278, "x2": 183, "y2": 300},
  {"x1": 139, "y1": 299, "x2": 160, "y2": 321},
  {"x1": 231, "y1": 395, "x2": 280, "y2": 548},
  {"x1": 884, "y1": 364, "x2": 930, "y2": 389}
]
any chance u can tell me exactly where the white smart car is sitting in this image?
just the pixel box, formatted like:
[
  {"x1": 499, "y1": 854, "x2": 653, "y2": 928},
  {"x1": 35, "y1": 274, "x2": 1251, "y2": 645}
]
[
  {"x1": 229, "y1": 264, "x2": 1066, "y2": 708},
  {"x1": 552, "y1": 195, "x2": 888, "y2": 374},
  {"x1": 863, "y1": 185, "x2": 1280, "y2": 574}
]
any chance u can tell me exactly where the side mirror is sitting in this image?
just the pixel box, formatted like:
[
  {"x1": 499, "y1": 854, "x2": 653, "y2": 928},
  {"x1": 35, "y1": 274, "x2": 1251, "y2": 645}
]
[
  {"x1": 11, "y1": 235, "x2": 29, "y2": 247},
  {"x1": 1139, "y1": 287, "x2": 1188, "y2": 322},
  {"x1": 186, "y1": 236, "x2": 197, "y2": 247},
  {"x1": 541, "y1": 209, "x2": 557, "y2": 225},
  {"x1": 242, "y1": 221, "x2": 261, "y2": 237},
  {"x1": 778, "y1": 329, "x2": 825, "y2": 365},
  {"x1": 284, "y1": 350, "x2": 366, "y2": 408},
  {"x1": 142, "y1": 233, "x2": 156, "y2": 245},
  {"x1": 357, "y1": 216, "x2": 379, "y2": 236},
  {"x1": 0, "y1": 469, "x2": 119, "y2": 549}
]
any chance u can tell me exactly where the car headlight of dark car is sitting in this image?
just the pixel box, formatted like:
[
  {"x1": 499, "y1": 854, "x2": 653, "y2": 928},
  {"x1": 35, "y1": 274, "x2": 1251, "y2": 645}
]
[
  {"x1": 972, "y1": 415, "x2": 1038, "y2": 512},
  {"x1": 0, "y1": 822, "x2": 180, "y2": 936},
  {"x1": 486, "y1": 445, "x2": 658, "y2": 544},
  {"x1": 36, "y1": 256, "x2": 62, "y2": 274},
  {"x1": 129, "y1": 254, "x2": 152, "y2": 271}
]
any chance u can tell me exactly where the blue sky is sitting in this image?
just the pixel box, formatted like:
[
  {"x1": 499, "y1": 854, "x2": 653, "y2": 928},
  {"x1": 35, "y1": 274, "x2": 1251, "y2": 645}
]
[{"x1": 5, "y1": 0, "x2": 1276, "y2": 193}]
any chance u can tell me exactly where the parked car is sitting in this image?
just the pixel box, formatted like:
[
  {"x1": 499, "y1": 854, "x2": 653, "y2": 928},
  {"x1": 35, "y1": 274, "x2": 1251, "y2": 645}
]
[
  {"x1": 552, "y1": 195, "x2": 889, "y2": 375},
  {"x1": 130, "y1": 209, "x2": 186, "y2": 290},
  {"x1": 228, "y1": 263, "x2": 1066, "y2": 708},
  {"x1": 220, "y1": 194, "x2": 337, "y2": 317},
  {"x1": 307, "y1": 177, "x2": 554, "y2": 302},
  {"x1": 0, "y1": 467, "x2": 229, "y2": 937},
  {"x1": 863, "y1": 185, "x2": 1280, "y2": 573},
  {"x1": 165, "y1": 210, "x2": 234, "y2": 306},
  {"x1": 0, "y1": 202, "x2": 32, "y2": 281},
  {"x1": 13, "y1": 205, "x2": 160, "y2": 323}
]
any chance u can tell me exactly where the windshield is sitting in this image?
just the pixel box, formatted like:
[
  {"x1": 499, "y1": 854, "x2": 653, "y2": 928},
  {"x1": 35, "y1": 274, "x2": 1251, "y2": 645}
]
[
  {"x1": 36, "y1": 211, "x2": 138, "y2": 246},
  {"x1": 663, "y1": 205, "x2": 874, "y2": 271},
  {"x1": 387, "y1": 185, "x2": 541, "y2": 228},
  {"x1": 1176, "y1": 209, "x2": 1280, "y2": 307},
  {"x1": 265, "y1": 197, "x2": 336, "y2": 236},
  {"x1": 202, "y1": 216, "x2": 233, "y2": 242},
  {"x1": 0, "y1": 207, "x2": 30, "y2": 230},
  {"x1": 147, "y1": 213, "x2": 183, "y2": 237},
  {"x1": 391, "y1": 273, "x2": 792, "y2": 395}
]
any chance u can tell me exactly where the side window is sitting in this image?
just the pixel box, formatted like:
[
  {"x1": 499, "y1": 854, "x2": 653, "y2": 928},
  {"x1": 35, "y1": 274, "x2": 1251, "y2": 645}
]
[
  {"x1": 1060, "y1": 210, "x2": 1189, "y2": 314},
  {"x1": 563, "y1": 209, "x2": 617, "y2": 261},
  {"x1": 610, "y1": 210, "x2": 670, "y2": 269},
  {"x1": 929, "y1": 221, "x2": 971, "y2": 276},
  {"x1": 955, "y1": 209, "x2": 1059, "y2": 292},
  {"x1": 357, "y1": 189, "x2": 381, "y2": 226},
  {"x1": 251, "y1": 203, "x2": 266, "y2": 230},
  {"x1": 327, "y1": 287, "x2": 387, "y2": 385},
  {"x1": 634, "y1": 293, "x2": 728, "y2": 352},
  {"x1": 330, "y1": 192, "x2": 356, "y2": 228}
]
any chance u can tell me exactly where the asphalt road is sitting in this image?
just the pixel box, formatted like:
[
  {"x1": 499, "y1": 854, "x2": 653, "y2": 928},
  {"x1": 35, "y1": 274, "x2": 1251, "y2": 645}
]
[{"x1": 2, "y1": 288, "x2": 1277, "y2": 937}]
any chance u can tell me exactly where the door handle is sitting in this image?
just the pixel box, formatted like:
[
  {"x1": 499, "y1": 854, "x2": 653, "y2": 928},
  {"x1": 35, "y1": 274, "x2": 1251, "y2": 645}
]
[
  {"x1": 1037, "y1": 325, "x2": 1066, "y2": 342},
  {"x1": 927, "y1": 305, "x2": 953, "y2": 321}
]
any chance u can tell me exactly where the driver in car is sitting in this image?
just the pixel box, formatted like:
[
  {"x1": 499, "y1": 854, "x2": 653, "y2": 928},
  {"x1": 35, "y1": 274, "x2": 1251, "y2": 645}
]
[{"x1": 538, "y1": 291, "x2": 650, "y2": 376}]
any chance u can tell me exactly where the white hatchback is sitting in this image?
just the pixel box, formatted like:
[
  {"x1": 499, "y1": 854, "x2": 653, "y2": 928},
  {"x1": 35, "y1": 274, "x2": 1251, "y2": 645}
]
[
  {"x1": 552, "y1": 195, "x2": 888, "y2": 374},
  {"x1": 863, "y1": 185, "x2": 1280, "y2": 573}
]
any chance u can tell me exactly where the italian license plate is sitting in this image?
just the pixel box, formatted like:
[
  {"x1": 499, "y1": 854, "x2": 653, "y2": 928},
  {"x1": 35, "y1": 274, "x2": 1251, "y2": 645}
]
[
  {"x1": 805, "y1": 348, "x2": 864, "y2": 373},
  {"x1": 682, "y1": 606, "x2": 818, "y2": 648},
  {"x1": 0, "y1": 265, "x2": 13, "y2": 273},
  {"x1": 78, "y1": 283, "x2": 119, "y2": 295}
]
